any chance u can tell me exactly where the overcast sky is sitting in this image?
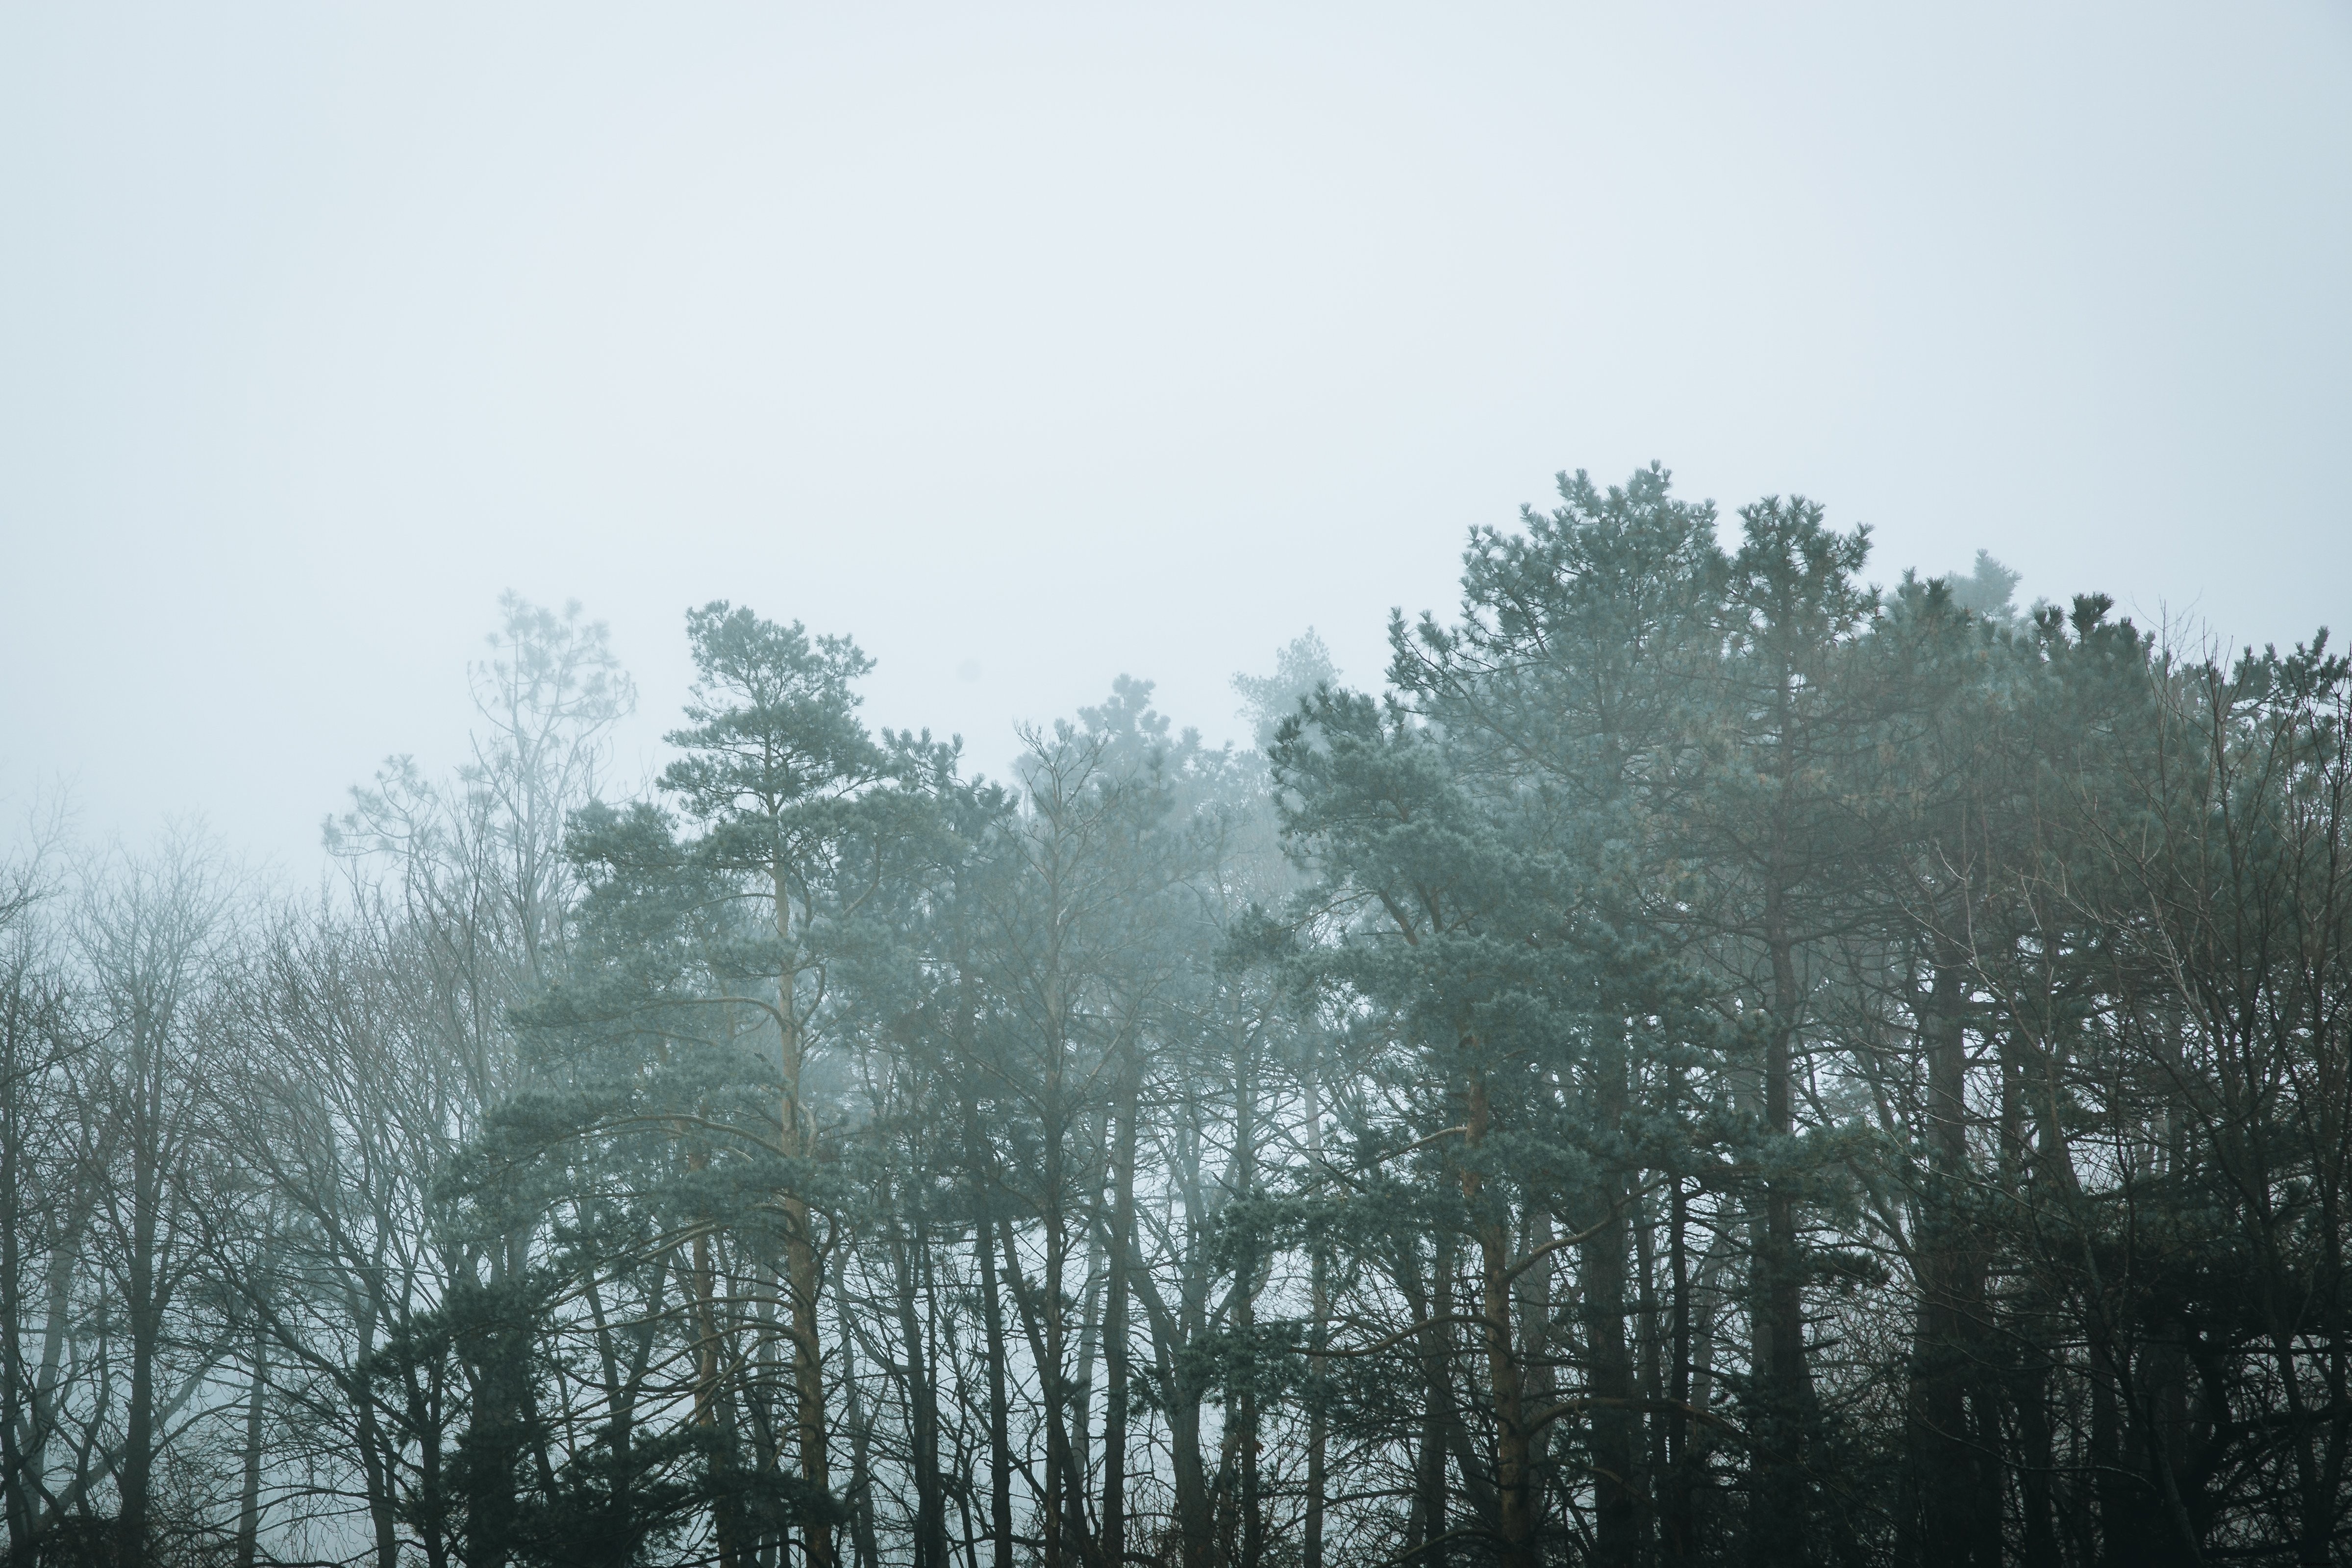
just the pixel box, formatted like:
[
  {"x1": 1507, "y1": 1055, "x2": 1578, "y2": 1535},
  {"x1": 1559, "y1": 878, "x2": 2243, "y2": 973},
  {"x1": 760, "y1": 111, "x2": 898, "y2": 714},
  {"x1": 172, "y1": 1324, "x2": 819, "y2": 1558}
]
[{"x1": 4, "y1": 2, "x2": 2348, "y2": 874}]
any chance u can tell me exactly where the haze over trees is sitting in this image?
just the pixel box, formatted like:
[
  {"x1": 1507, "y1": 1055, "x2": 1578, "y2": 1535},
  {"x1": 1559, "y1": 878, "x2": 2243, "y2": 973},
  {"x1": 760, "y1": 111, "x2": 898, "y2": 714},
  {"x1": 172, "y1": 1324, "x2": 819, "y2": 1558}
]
[{"x1": 5, "y1": 467, "x2": 2348, "y2": 1568}]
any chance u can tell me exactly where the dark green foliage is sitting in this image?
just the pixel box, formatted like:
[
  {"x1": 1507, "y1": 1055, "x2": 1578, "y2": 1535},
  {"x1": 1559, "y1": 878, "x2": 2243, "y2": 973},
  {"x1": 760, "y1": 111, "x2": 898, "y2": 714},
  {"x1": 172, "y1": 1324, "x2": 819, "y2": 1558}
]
[{"x1": 10, "y1": 482, "x2": 2343, "y2": 1568}]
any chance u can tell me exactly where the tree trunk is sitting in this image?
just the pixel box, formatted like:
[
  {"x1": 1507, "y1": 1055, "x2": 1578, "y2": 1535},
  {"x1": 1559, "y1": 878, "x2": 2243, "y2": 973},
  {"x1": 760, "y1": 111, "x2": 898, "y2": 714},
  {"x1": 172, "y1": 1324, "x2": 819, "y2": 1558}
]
[
  {"x1": 974, "y1": 1214, "x2": 1014, "y2": 1568},
  {"x1": 1101, "y1": 1037, "x2": 1139, "y2": 1568},
  {"x1": 121, "y1": 1067, "x2": 161, "y2": 1568},
  {"x1": 1749, "y1": 922, "x2": 1814, "y2": 1568},
  {"x1": 234, "y1": 1317, "x2": 267, "y2": 1568},
  {"x1": 693, "y1": 1221, "x2": 745, "y2": 1568},
  {"x1": 0, "y1": 1001, "x2": 31, "y2": 1559},
  {"x1": 1663, "y1": 1173, "x2": 1697, "y2": 1567},
  {"x1": 1039, "y1": 971, "x2": 1071, "y2": 1568},
  {"x1": 1583, "y1": 1052, "x2": 1641, "y2": 1568},
  {"x1": 1905, "y1": 941, "x2": 1998, "y2": 1568},
  {"x1": 892, "y1": 1219, "x2": 949, "y2": 1568},
  {"x1": 353, "y1": 1293, "x2": 403, "y2": 1568},
  {"x1": 843, "y1": 1332, "x2": 881, "y2": 1568},
  {"x1": 1401, "y1": 1232, "x2": 1453, "y2": 1568},
  {"x1": 1462, "y1": 1073, "x2": 1539, "y2": 1568},
  {"x1": 1304, "y1": 1066, "x2": 1330, "y2": 1568},
  {"x1": 776, "y1": 864, "x2": 836, "y2": 1568}
]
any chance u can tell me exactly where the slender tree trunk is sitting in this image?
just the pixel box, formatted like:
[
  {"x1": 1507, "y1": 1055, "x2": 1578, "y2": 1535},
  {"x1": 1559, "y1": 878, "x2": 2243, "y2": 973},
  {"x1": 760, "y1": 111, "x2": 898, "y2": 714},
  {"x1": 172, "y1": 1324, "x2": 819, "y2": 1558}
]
[
  {"x1": 843, "y1": 1332, "x2": 880, "y2": 1568},
  {"x1": 1997, "y1": 1027, "x2": 2061, "y2": 1568},
  {"x1": 1234, "y1": 1039, "x2": 1265, "y2": 1568},
  {"x1": 1750, "y1": 918, "x2": 1814, "y2": 1568},
  {"x1": 997, "y1": 1208, "x2": 1094, "y2": 1568},
  {"x1": 783, "y1": 1154, "x2": 831, "y2": 1567},
  {"x1": 1159, "y1": 1364, "x2": 1210, "y2": 1568},
  {"x1": 1040, "y1": 995, "x2": 1071, "y2": 1568},
  {"x1": 1514, "y1": 1200, "x2": 1559, "y2": 1524},
  {"x1": 975, "y1": 1215, "x2": 1014, "y2": 1568},
  {"x1": 1584, "y1": 1048, "x2": 1641, "y2": 1568},
  {"x1": 20, "y1": 1223, "x2": 80, "y2": 1539},
  {"x1": 1401, "y1": 1231, "x2": 1454, "y2": 1568},
  {"x1": 1463, "y1": 1072, "x2": 1538, "y2": 1568},
  {"x1": 1635, "y1": 1184, "x2": 1666, "y2": 1548},
  {"x1": 234, "y1": 1316, "x2": 268, "y2": 1568},
  {"x1": 1214, "y1": 1410, "x2": 1241, "y2": 1568},
  {"x1": 121, "y1": 1066, "x2": 161, "y2": 1568},
  {"x1": 1101, "y1": 1037, "x2": 1139, "y2": 1568},
  {"x1": 1304, "y1": 1067, "x2": 1330, "y2": 1568},
  {"x1": 458, "y1": 1276, "x2": 523, "y2": 1568},
  {"x1": 694, "y1": 1220, "x2": 746, "y2": 1568},
  {"x1": 1663, "y1": 1172, "x2": 1697, "y2": 1567},
  {"x1": 958, "y1": 950, "x2": 1014, "y2": 1568},
  {"x1": 1067, "y1": 1215, "x2": 1104, "y2": 1564},
  {"x1": 1167, "y1": 1133, "x2": 1217, "y2": 1568},
  {"x1": 776, "y1": 865, "x2": 836, "y2": 1568},
  {"x1": 1906, "y1": 940, "x2": 1998, "y2": 1568},
  {"x1": 893, "y1": 1218, "x2": 948, "y2": 1568},
  {"x1": 750, "y1": 1261, "x2": 785, "y2": 1568},
  {"x1": 353, "y1": 1294, "x2": 403, "y2": 1568},
  {"x1": 0, "y1": 1010, "x2": 29, "y2": 1559},
  {"x1": 411, "y1": 1357, "x2": 451, "y2": 1568}
]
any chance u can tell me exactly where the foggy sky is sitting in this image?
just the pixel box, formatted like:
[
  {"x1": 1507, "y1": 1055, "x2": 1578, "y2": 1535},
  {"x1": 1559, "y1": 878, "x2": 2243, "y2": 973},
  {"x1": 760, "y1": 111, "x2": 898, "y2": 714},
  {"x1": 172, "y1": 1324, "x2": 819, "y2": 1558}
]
[{"x1": 4, "y1": 3, "x2": 2347, "y2": 874}]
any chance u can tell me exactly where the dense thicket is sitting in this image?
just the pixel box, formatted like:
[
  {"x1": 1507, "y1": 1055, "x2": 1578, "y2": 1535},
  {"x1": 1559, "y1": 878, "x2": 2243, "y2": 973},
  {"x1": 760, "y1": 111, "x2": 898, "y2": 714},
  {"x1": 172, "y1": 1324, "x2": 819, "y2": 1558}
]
[{"x1": 5, "y1": 470, "x2": 2348, "y2": 1567}]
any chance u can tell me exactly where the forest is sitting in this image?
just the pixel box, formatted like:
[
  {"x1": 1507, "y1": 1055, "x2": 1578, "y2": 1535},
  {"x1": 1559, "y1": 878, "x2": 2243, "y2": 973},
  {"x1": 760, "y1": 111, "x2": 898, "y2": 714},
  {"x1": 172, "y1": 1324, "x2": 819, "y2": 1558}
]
[{"x1": 3, "y1": 465, "x2": 2348, "y2": 1568}]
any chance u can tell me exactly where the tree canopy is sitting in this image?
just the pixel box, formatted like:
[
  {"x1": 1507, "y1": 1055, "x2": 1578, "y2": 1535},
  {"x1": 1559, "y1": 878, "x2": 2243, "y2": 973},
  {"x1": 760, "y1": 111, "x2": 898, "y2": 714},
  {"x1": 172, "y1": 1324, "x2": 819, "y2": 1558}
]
[{"x1": 5, "y1": 468, "x2": 2348, "y2": 1568}]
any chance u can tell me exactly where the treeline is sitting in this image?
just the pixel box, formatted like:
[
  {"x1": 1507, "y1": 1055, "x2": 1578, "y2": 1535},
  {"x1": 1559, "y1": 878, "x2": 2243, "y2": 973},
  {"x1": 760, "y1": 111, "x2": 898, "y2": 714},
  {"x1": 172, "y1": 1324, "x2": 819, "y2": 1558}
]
[{"x1": 4, "y1": 466, "x2": 2349, "y2": 1568}]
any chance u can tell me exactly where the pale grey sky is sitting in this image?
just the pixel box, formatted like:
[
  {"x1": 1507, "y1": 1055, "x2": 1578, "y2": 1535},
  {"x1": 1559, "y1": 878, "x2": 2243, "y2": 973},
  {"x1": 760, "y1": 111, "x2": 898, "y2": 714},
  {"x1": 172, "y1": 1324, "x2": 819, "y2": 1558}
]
[{"x1": 4, "y1": 3, "x2": 2348, "y2": 872}]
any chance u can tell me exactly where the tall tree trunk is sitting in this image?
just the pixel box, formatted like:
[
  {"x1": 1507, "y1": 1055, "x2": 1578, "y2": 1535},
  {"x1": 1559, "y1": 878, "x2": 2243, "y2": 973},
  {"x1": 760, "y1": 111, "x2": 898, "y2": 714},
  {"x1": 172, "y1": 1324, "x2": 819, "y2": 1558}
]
[
  {"x1": 974, "y1": 1214, "x2": 1014, "y2": 1568},
  {"x1": 234, "y1": 1317, "x2": 268, "y2": 1568},
  {"x1": 1635, "y1": 1183, "x2": 1666, "y2": 1550},
  {"x1": 1234, "y1": 1036, "x2": 1265, "y2": 1568},
  {"x1": 1029, "y1": 954, "x2": 1077, "y2": 1568},
  {"x1": 776, "y1": 865, "x2": 836, "y2": 1568},
  {"x1": 1067, "y1": 1217, "x2": 1104, "y2": 1564},
  {"x1": 121, "y1": 1066, "x2": 161, "y2": 1568},
  {"x1": 997, "y1": 1209, "x2": 1095, "y2": 1568},
  {"x1": 843, "y1": 1332, "x2": 881, "y2": 1568},
  {"x1": 783, "y1": 1134, "x2": 831, "y2": 1568},
  {"x1": 693, "y1": 1221, "x2": 745, "y2": 1568},
  {"x1": 0, "y1": 1007, "x2": 31, "y2": 1559},
  {"x1": 1584, "y1": 1048, "x2": 1641, "y2": 1568},
  {"x1": 1304, "y1": 1066, "x2": 1330, "y2": 1568},
  {"x1": 1999, "y1": 1027, "x2": 2060, "y2": 1568},
  {"x1": 1663, "y1": 1173, "x2": 1697, "y2": 1567},
  {"x1": 749, "y1": 1261, "x2": 785, "y2": 1568},
  {"x1": 1905, "y1": 940, "x2": 1998, "y2": 1568},
  {"x1": 1401, "y1": 1231, "x2": 1453, "y2": 1568},
  {"x1": 409, "y1": 1354, "x2": 451, "y2": 1568},
  {"x1": 1168, "y1": 1390, "x2": 1213, "y2": 1568},
  {"x1": 892, "y1": 1218, "x2": 948, "y2": 1568},
  {"x1": 1463, "y1": 1072, "x2": 1539, "y2": 1568},
  {"x1": 1513, "y1": 1201, "x2": 1559, "y2": 1531},
  {"x1": 1750, "y1": 918, "x2": 1815, "y2": 1568},
  {"x1": 458, "y1": 1270, "x2": 528, "y2": 1568},
  {"x1": 1101, "y1": 1036, "x2": 1139, "y2": 1568},
  {"x1": 352, "y1": 1293, "x2": 403, "y2": 1568},
  {"x1": 1040, "y1": 1001, "x2": 1072, "y2": 1568},
  {"x1": 958, "y1": 951, "x2": 1014, "y2": 1568}
]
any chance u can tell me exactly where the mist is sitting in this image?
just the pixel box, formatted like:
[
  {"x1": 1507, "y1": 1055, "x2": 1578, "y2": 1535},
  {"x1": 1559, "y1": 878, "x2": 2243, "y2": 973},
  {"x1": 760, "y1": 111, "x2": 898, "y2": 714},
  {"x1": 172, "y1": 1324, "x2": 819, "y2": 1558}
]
[
  {"x1": 5, "y1": 7, "x2": 2352, "y2": 1568},
  {"x1": 5, "y1": 3, "x2": 2348, "y2": 871}
]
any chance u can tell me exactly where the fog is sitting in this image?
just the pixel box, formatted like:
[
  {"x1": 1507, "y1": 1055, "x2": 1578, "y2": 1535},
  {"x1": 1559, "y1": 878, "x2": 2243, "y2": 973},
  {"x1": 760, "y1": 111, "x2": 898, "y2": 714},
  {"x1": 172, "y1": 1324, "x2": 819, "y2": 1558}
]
[
  {"x1": 4, "y1": 3, "x2": 2346, "y2": 867},
  {"x1": 11, "y1": 15, "x2": 2352, "y2": 1566}
]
